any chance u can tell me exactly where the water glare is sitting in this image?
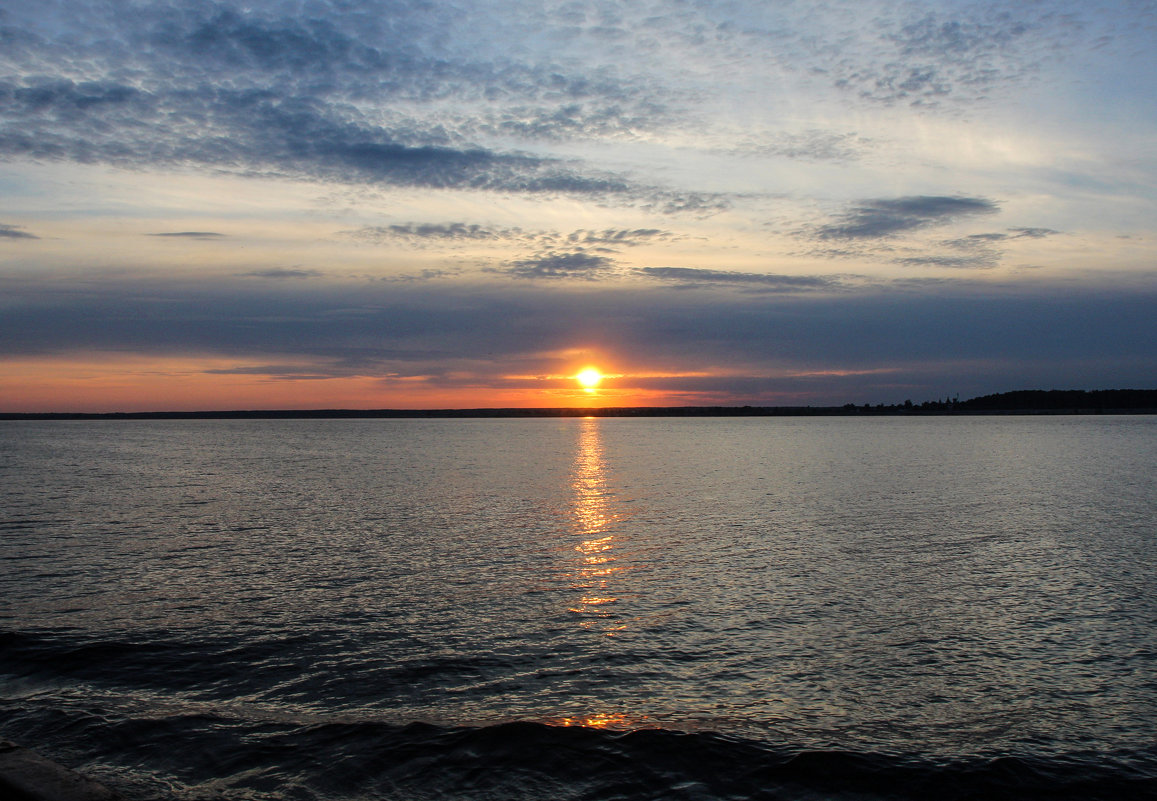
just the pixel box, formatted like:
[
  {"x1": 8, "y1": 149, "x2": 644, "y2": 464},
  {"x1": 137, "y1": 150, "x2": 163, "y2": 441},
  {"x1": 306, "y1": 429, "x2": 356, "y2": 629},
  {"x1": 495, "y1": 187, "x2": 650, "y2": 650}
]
[{"x1": 566, "y1": 418, "x2": 634, "y2": 633}]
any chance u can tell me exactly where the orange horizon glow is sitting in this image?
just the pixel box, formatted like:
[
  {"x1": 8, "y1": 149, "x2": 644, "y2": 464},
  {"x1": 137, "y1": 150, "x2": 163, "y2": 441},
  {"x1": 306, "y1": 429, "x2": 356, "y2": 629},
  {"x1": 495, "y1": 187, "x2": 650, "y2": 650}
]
[
  {"x1": 0, "y1": 354, "x2": 747, "y2": 413},
  {"x1": 0, "y1": 353, "x2": 885, "y2": 413}
]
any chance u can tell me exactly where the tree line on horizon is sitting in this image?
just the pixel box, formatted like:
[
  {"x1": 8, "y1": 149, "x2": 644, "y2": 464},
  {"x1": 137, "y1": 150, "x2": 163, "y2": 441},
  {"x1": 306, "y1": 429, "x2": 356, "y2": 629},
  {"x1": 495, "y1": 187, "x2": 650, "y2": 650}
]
[
  {"x1": 912, "y1": 388, "x2": 1156, "y2": 413},
  {"x1": 2, "y1": 388, "x2": 1156, "y2": 419}
]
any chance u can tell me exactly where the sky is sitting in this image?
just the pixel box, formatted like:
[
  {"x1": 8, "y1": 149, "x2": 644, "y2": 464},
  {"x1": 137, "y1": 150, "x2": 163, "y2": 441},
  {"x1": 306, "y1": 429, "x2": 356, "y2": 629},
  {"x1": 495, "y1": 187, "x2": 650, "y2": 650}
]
[{"x1": 2, "y1": 0, "x2": 1155, "y2": 411}]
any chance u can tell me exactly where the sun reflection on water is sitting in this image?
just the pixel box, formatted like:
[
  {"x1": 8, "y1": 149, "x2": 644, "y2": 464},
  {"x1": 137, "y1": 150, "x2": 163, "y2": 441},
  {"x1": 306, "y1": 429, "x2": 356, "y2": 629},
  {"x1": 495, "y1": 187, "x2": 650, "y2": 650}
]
[
  {"x1": 547, "y1": 712, "x2": 653, "y2": 730},
  {"x1": 566, "y1": 418, "x2": 634, "y2": 633}
]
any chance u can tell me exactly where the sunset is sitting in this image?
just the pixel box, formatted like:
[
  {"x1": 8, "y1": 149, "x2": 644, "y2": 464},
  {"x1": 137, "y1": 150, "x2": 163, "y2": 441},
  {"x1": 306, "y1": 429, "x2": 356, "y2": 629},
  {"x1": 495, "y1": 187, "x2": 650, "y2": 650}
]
[
  {"x1": 575, "y1": 368, "x2": 604, "y2": 391},
  {"x1": 2, "y1": 0, "x2": 1155, "y2": 412},
  {"x1": 2, "y1": 4, "x2": 1156, "y2": 801}
]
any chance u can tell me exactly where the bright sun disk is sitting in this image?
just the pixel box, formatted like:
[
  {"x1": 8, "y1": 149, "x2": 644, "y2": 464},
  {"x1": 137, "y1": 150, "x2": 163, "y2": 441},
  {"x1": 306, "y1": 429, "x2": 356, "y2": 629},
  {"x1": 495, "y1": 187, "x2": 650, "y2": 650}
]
[{"x1": 576, "y1": 368, "x2": 603, "y2": 389}]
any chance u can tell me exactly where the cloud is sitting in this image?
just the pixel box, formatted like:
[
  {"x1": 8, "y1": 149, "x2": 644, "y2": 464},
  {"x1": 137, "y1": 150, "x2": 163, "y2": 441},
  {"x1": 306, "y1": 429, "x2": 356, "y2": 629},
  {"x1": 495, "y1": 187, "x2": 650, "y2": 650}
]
[
  {"x1": 150, "y1": 231, "x2": 226, "y2": 239},
  {"x1": 239, "y1": 268, "x2": 324, "y2": 279},
  {"x1": 474, "y1": 101, "x2": 674, "y2": 143},
  {"x1": 202, "y1": 364, "x2": 343, "y2": 380},
  {"x1": 143, "y1": 1, "x2": 661, "y2": 114},
  {"x1": 0, "y1": 72, "x2": 646, "y2": 200},
  {"x1": 0, "y1": 223, "x2": 38, "y2": 239},
  {"x1": 943, "y1": 232, "x2": 1011, "y2": 247},
  {"x1": 494, "y1": 230, "x2": 676, "y2": 280},
  {"x1": 944, "y1": 228, "x2": 1061, "y2": 248},
  {"x1": 505, "y1": 251, "x2": 616, "y2": 279},
  {"x1": 343, "y1": 223, "x2": 677, "y2": 281},
  {"x1": 826, "y1": 6, "x2": 1082, "y2": 107},
  {"x1": 647, "y1": 192, "x2": 731, "y2": 216},
  {"x1": 563, "y1": 229, "x2": 670, "y2": 247},
  {"x1": 815, "y1": 196, "x2": 999, "y2": 240},
  {"x1": 1, "y1": 78, "x2": 144, "y2": 116},
  {"x1": 895, "y1": 254, "x2": 999, "y2": 270},
  {"x1": 914, "y1": 226, "x2": 1063, "y2": 269},
  {"x1": 343, "y1": 224, "x2": 675, "y2": 253},
  {"x1": 390, "y1": 269, "x2": 459, "y2": 282},
  {"x1": 348, "y1": 223, "x2": 508, "y2": 242},
  {"x1": 4, "y1": 273, "x2": 1155, "y2": 405},
  {"x1": 12, "y1": 1, "x2": 1087, "y2": 217},
  {"x1": 735, "y1": 131, "x2": 871, "y2": 162},
  {"x1": 640, "y1": 267, "x2": 837, "y2": 292},
  {"x1": 1008, "y1": 227, "x2": 1061, "y2": 239},
  {"x1": 0, "y1": 2, "x2": 694, "y2": 205},
  {"x1": 154, "y1": 6, "x2": 376, "y2": 75}
]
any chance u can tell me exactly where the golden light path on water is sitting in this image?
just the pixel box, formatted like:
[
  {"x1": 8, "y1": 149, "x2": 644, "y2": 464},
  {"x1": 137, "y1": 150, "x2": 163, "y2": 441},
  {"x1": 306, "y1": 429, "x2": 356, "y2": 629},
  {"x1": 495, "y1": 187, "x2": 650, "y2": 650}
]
[
  {"x1": 567, "y1": 417, "x2": 626, "y2": 628},
  {"x1": 551, "y1": 418, "x2": 655, "y2": 730}
]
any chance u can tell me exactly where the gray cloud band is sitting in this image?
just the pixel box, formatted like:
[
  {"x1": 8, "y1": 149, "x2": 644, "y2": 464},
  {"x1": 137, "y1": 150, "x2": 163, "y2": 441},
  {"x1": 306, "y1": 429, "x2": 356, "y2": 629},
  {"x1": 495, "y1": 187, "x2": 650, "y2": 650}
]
[{"x1": 815, "y1": 196, "x2": 999, "y2": 240}]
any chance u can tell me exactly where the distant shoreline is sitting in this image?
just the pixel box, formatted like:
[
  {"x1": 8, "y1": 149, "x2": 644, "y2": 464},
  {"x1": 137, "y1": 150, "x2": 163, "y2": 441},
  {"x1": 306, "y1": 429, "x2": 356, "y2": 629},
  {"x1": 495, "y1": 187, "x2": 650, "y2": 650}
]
[
  {"x1": 3, "y1": 390, "x2": 1155, "y2": 420},
  {"x1": 3, "y1": 408, "x2": 1156, "y2": 420}
]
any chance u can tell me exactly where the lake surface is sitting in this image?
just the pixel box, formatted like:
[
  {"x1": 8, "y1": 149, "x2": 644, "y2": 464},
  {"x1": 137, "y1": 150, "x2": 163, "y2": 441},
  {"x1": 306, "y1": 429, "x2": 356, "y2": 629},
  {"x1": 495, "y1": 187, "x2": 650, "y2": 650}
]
[{"x1": 2, "y1": 416, "x2": 1155, "y2": 799}]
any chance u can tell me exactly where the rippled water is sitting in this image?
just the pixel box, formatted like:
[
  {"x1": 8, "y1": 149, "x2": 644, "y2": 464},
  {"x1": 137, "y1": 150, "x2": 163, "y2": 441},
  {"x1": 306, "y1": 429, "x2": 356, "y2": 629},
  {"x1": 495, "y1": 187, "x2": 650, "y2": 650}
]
[{"x1": 2, "y1": 416, "x2": 1155, "y2": 799}]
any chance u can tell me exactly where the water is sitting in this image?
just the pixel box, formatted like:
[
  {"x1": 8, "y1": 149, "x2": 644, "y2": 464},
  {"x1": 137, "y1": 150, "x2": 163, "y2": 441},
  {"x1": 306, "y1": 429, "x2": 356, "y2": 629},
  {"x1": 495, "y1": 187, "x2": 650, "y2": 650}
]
[{"x1": 2, "y1": 416, "x2": 1155, "y2": 799}]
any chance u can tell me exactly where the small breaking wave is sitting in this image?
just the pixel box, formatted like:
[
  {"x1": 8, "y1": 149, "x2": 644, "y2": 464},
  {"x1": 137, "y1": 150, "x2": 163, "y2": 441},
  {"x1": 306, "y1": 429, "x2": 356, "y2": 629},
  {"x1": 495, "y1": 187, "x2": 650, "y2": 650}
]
[{"x1": 3, "y1": 700, "x2": 1154, "y2": 801}]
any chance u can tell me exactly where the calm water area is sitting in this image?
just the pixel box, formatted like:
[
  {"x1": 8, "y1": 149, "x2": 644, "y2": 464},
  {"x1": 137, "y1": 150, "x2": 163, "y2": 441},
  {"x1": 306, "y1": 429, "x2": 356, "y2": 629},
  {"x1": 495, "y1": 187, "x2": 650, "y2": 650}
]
[{"x1": 2, "y1": 416, "x2": 1155, "y2": 799}]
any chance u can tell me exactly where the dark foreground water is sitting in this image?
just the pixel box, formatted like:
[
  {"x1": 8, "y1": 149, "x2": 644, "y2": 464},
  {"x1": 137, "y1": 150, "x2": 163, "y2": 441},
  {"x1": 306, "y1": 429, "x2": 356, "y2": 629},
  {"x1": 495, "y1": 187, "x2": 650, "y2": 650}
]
[{"x1": 2, "y1": 416, "x2": 1155, "y2": 800}]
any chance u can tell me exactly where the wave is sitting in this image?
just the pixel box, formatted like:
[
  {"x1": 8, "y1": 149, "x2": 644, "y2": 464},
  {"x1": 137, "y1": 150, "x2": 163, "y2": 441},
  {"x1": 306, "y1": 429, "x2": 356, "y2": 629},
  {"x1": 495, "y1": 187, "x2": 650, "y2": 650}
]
[
  {"x1": 4, "y1": 629, "x2": 1156, "y2": 800},
  {"x1": 3, "y1": 705, "x2": 1154, "y2": 801}
]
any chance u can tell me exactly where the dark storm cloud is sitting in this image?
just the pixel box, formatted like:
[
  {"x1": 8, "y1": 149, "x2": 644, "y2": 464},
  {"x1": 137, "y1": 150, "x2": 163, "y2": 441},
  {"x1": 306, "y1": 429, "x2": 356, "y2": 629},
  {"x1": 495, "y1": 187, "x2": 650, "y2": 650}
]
[
  {"x1": 0, "y1": 223, "x2": 38, "y2": 239},
  {"x1": 640, "y1": 267, "x2": 838, "y2": 292},
  {"x1": 815, "y1": 196, "x2": 999, "y2": 240},
  {"x1": 505, "y1": 252, "x2": 616, "y2": 280}
]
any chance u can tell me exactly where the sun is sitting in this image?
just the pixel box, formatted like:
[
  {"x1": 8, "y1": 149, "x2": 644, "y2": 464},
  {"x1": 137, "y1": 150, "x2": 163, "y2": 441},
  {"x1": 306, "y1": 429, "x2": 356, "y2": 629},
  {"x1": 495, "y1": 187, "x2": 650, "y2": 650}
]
[{"x1": 576, "y1": 367, "x2": 604, "y2": 390}]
